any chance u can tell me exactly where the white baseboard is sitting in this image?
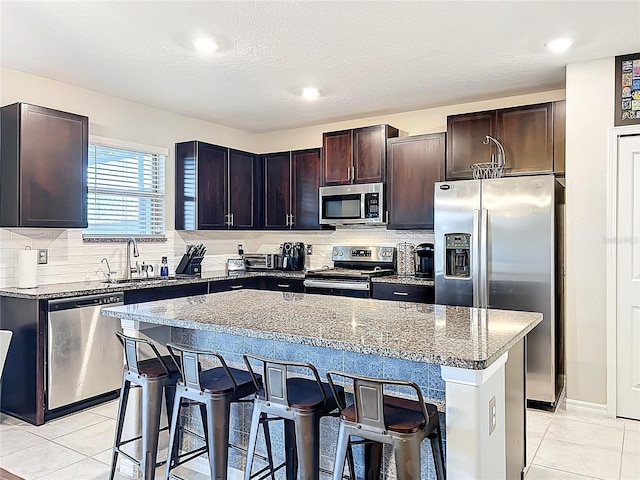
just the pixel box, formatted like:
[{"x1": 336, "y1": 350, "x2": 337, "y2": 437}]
[
  {"x1": 189, "y1": 456, "x2": 243, "y2": 479},
  {"x1": 564, "y1": 398, "x2": 608, "y2": 416}
]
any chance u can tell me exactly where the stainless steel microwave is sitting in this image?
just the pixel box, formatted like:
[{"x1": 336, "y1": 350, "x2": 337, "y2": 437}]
[{"x1": 319, "y1": 183, "x2": 385, "y2": 226}]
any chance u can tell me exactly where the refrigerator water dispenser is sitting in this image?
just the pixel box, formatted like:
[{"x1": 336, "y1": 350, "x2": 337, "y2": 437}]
[{"x1": 445, "y1": 234, "x2": 471, "y2": 278}]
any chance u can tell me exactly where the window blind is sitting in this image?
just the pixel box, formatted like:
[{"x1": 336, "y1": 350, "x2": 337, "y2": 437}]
[{"x1": 86, "y1": 143, "x2": 166, "y2": 236}]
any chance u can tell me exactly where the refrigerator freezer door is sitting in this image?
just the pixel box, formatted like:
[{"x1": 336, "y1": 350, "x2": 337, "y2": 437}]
[
  {"x1": 434, "y1": 180, "x2": 481, "y2": 307},
  {"x1": 481, "y1": 175, "x2": 556, "y2": 403}
]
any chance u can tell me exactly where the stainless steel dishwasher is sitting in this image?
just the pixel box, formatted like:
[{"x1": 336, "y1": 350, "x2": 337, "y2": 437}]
[{"x1": 47, "y1": 292, "x2": 124, "y2": 410}]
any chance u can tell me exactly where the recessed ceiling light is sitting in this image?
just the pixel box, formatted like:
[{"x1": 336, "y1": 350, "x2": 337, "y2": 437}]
[
  {"x1": 545, "y1": 37, "x2": 575, "y2": 54},
  {"x1": 302, "y1": 87, "x2": 320, "y2": 101},
  {"x1": 192, "y1": 36, "x2": 219, "y2": 54}
]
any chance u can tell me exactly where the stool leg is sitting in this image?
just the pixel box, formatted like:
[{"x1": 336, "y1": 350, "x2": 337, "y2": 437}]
[
  {"x1": 332, "y1": 423, "x2": 349, "y2": 480},
  {"x1": 110, "y1": 377, "x2": 130, "y2": 480},
  {"x1": 243, "y1": 403, "x2": 262, "y2": 480},
  {"x1": 346, "y1": 442, "x2": 356, "y2": 480},
  {"x1": 141, "y1": 378, "x2": 164, "y2": 480},
  {"x1": 260, "y1": 414, "x2": 276, "y2": 480},
  {"x1": 394, "y1": 437, "x2": 422, "y2": 480},
  {"x1": 364, "y1": 442, "x2": 383, "y2": 480},
  {"x1": 164, "y1": 389, "x2": 183, "y2": 480},
  {"x1": 294, "y1": 411, "x2": 320, "y2": 480},
  {"x1": 284, "y1": 419, "x2": 297, "y2": 480},
  {"x1": 205, "y1": 395, "x2": 231, "y2": 480},
  {"x1": 429, "y1": 425, "x2": 446, "y2": 480}
]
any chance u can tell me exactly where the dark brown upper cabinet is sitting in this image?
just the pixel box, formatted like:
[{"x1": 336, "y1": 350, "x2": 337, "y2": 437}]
[
  {"x1": 446, "y1": 101, "x2": 565, "y2": 180},
  {"x1": 175, "y1": 141, "x2": 261, "y2": 230},
  {"x1": 0, "y1": 103, "x2": 88, "y2": 228},
  {"x1": 263, "y1": 148, "x2": 324, "y2": 230},
  {"x1": 387, "y1": 133, "x2": 445, "y2": 230},
  {"x1": 322, "y1": 124, "x2": 398, "y2": 185}
]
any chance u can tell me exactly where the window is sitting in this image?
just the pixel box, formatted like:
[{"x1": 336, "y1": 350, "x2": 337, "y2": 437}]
[{"x1": 85, "y1": 136, "x2": 167, "y2": 236}]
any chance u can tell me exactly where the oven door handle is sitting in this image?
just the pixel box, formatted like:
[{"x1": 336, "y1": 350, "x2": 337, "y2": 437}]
[{"x1": 303, "y1": 279, "x2": 370, "y2": 291}]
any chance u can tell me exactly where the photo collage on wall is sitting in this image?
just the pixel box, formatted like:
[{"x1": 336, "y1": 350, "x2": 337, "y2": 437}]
[
  {"x1": 616, "y1": 53, "x2": 640, "y2": 126},
  {"x1": 621, "y1": 58, "x2": 640, "y2": 120}
]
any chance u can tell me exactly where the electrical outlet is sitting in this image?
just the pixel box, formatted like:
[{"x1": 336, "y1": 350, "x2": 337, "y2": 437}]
[
  {"x1": 306, "y1": 244, "x2": 313, "y2": 255},
  {"x1": 37, "y1": 249, "x2": 48, "y2": 265},
  {"x1": 237, "y1": 244, "x2": 244, "y2": 255},
  {"x1": 489, "y1": 396, "x2": 497, "y2": 435}
]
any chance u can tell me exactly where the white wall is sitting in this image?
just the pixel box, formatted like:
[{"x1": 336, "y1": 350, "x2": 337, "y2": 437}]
[{"x1": 564, "y1": 58, "x2": 614, "y2": 405}]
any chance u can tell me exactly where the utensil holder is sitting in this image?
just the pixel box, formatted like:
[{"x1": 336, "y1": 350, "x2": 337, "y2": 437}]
[{"x1": 396, "y1": 242, "x2": 415, "y2": 277}]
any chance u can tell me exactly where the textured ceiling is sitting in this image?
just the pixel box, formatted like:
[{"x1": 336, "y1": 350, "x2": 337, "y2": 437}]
[{"x1": 1, "y1": 1, "x2": 639, "y2": 133}]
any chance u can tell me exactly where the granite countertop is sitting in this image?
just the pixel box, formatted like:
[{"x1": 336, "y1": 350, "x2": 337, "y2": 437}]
[
  {"x1": 102, "y1": 289, "x2": 541, "y2": 370},
  {"x1": 0, "y1": 270, "x2": 305, "y2": 299},
  {"x1": 372, "y1": 275, "x2": 435, "y2": 286}
]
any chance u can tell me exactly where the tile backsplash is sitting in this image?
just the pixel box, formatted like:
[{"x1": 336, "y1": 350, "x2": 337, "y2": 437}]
[{"x1": 0, "y1": 227, "x2": 434, "y2": 288}]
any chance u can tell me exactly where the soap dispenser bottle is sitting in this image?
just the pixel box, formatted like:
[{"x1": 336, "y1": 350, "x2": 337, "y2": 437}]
[{"x1": 160, "y1": 256, "x2": 169, "y2": 277}]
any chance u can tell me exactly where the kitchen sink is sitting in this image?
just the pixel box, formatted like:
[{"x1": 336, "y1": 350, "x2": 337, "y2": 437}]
[{"x1": 104, "y1": 276, "x2": 178, "y2": 284}]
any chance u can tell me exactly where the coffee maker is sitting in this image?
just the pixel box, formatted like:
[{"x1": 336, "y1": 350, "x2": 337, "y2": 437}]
[
  {"x1": 280, "y1": 242, "x2": 305, "y2": 271},
  {"x1": 414, "y1": 243, "x2": 434, "y2": 279}
]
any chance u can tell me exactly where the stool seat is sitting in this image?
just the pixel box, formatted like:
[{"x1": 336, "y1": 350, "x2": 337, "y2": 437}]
[
  {"x1": 341, "y1": 395, "x2": 439, "y2": 434},
  {"x1": 256, "y1": 377, "x2": 343, "y2": 411},
  {"x1": 200, "y1": 366, "x2": 256, "y2": 395},
  {"x1": 137, "y1": 355, "x2": 180, "y2": 378}
]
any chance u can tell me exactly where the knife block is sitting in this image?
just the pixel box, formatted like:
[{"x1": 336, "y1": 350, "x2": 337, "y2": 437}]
[{"x1": 175, "y1": 254, "x2": 203, "y2": 276}]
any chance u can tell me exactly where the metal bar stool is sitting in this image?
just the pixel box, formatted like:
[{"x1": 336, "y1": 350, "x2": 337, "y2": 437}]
[
  {"x1": 164, "y1": 343, "x2": 276, "y2": 480},
  {"x1": 110, "y1": 331, "x2": 181, "y2": 480},
  {"x1": 242, "y1": 353, "x2": 348, "y2": 480},
  {"x1": 327, "y1": 370, "x2": 446, "y2": 480}
]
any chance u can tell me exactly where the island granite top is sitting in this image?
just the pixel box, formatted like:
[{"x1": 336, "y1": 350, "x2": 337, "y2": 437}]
[{"x1": 102, "y1": 289, "x2": 541, "y2": 370}]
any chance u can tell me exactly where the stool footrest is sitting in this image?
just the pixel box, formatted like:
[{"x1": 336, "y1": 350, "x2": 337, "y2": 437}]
[{"x1": 250, "y1": 460, "x2": 286, "y2": 480}]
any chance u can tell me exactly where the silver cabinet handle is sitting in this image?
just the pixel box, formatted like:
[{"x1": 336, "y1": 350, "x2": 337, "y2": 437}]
[
  {"x1": 386, "y1": 211, "x2": 389, "y2": 223},
  {"x1": 393, "y1": 291, "x2": 409, "y2": 296},
  {"x1": 285, "y1": 214, "x2": 289, "y2": 226},
  {"x1": 277, "y1": 284, "x2": 290, "y2": 288},
  {"x1": 289, "y1": 214, "x2": 294, "y2": 226},
  {"x1": 347, "y1": 167, "x2": 351, "y2": 180},
  {"x1": 230, "y1": 285, "x2": 243, "y2": 289},
  {"x1": 230, "y1": 213, "x2": 234, "y2": 226},
  {"x1": 351, "y1": 166, "x2": 355, "y2": 180},
  {"x1": 225, "y1": 214, "x2": 231, "y2": 226}
]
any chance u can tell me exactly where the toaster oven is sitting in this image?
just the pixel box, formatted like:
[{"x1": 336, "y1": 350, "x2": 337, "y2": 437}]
[{"x1": 243, "y1": 253, "x2": 281, "y2": 271}]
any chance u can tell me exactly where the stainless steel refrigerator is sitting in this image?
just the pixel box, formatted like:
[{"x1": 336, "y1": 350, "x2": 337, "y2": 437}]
[{"x1": 434, "y1": 174, "x2": 565, "y2": 407}]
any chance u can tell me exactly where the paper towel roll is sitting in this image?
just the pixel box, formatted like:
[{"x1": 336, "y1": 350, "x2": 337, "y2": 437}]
[{"x1": 17, "y1": 249, "x2": 38, "y2": 289}]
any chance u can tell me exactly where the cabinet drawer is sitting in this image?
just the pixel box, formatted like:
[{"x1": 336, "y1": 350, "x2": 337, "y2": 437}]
[
  {"x1": 209, "y1": 277, "x2": 260, "y2": 293},
  {"x1": 260, "y1": 277, "x2": 304, "y2": 293},
  {"x1": 371, "y1": 283, "x2": 434, "y2": 303},
  {"x1": 124, "y1": 282, "x2": 209, "y2": 304}
]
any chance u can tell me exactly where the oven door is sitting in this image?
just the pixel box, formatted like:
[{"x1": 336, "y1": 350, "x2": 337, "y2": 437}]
[{"x1": 303, "y1": 278, "x2": 371, "y2": 298}]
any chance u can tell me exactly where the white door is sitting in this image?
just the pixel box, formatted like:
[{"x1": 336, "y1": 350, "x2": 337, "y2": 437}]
[{"x1": 616, "y1": 134, "x2": 640, "y2": 420}]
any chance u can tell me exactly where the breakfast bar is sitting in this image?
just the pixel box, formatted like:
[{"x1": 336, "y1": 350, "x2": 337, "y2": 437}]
[{"x1": 102, "y1": 289, "x2": 542, "y2": 479}]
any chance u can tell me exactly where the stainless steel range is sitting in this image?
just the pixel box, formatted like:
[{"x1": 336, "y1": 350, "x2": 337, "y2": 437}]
[{"x1": 304, "y1": 246, "x2": 396, "y2": 297}]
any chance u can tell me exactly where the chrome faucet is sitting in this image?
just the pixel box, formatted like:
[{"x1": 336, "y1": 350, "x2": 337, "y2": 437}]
[{"x1": 125, "y1": 237, "x2": 140, "y2": 279}]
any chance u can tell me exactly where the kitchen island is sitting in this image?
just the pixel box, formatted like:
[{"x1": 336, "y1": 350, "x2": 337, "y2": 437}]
[{"x1": 103, "y1": 289, "x2": 542, "y2": 479}]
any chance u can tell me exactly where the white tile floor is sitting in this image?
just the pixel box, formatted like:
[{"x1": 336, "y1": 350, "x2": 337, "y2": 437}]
[{"x1": 0, "y1": 400, "x2": 638, "y2": 479}]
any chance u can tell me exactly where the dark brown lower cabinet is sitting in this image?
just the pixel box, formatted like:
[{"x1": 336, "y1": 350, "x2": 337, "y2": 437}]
[
  {"x1": 259, "y1": 277, "x2": 304, "y2": 292},
  {"x1": 387, "y1": 133, "x2": 445, "y2": 229},
  {"x1": 371, "y1": 282, "x2": 435, "y2": 303}
]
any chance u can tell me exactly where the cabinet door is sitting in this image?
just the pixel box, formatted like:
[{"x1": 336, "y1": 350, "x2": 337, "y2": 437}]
[
  {"x1": 228, "y1": 149, "x2": 257, "y2": 229},
  {"x1": 198, "y1": 143, "x2": 228, "y2": 229},
  {"x1": 387, "y1": 133, "x2": 445, "y2": 229},
  {"x1": 259, "y1": 277, "x2": 305, "y2": 293},
  {"x1": 496, "y1": 103, "x2": 553, "y2": 175},
  {"x1": 322, "y1": 130, "x2": 352, "y2": 185},
  {"x1": 353, "y1": 124, "x2": 397, "y2": 184},
  {"x1": 446, "y1": 111, "x2": 497, "y2": 180},
  {"x1": 15, "y1": 104, "x2": 88, "y2": 227},
  {"x1": 263, "y1": 152, "x2": 291, "y2": 229},
  {"x1": 291, "y1": 148, "x2": 323, "y2": 230}
]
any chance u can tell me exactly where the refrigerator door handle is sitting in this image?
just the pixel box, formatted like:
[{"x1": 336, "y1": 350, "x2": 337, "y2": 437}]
[
  {"x1": 472, "y1": 209, "x2": 481, "y2": 307},
  {"x1": 480, "y1": 208, "x2": 489, "y2": 308}
]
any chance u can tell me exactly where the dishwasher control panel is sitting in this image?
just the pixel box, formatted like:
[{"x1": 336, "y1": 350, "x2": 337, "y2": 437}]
[{"x1": 48, "y1": 293, "x2": 124, "y2": 311}]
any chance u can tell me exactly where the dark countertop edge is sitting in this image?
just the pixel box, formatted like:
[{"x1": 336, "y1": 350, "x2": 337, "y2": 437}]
[
  {"x1": 103, "y1": 307, "x2": 542, "y2": 371},
  {"x1": 0, "y1": 271, "x2": 305, "y2": 300}
]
